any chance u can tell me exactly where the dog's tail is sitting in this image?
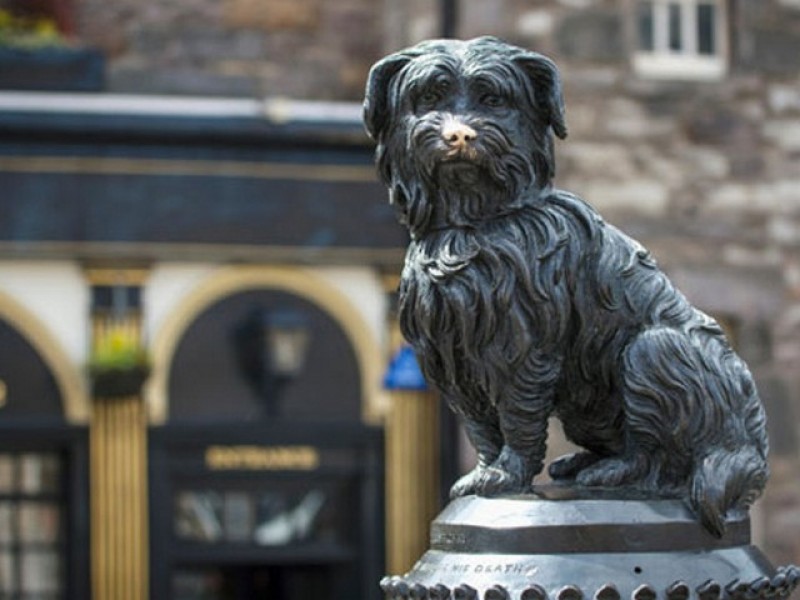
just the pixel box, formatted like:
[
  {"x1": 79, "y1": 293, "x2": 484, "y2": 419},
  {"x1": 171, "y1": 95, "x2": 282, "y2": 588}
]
[{"x1": 689, "y1": 384, "x2": 768, "y2": 537}]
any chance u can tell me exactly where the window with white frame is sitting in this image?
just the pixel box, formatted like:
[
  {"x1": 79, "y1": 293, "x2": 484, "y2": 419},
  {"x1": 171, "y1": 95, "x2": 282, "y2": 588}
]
[{"x1": 634, "y1": 0, "x2": 727, "y2": 80}]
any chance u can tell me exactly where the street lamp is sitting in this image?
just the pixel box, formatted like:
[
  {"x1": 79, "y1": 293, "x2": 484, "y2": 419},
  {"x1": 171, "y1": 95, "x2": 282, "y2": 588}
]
[{"x1": 234, "y1": 307, "x2": 310, "y2": 416}]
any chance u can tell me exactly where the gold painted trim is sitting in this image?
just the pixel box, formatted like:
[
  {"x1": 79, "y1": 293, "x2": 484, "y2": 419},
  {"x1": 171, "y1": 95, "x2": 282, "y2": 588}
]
[
  {"x1": 84, "y1": 267, "x2": 150, "y2": 286},
  {"x1": 0, "y1": 156, "x2": 379, "y2": 182},
  {"x1": 147, "y1": 266, "x2": 385, "y2": 425},
  {"x1": 90, "y1": 395, "x2": 148, "y2": 600},
  {"x1": 0, "y1": 289, "x2": 88, "y2": 422},
  {"x1": 386, "y1": 389, "x2": 440, "y2": 574}
]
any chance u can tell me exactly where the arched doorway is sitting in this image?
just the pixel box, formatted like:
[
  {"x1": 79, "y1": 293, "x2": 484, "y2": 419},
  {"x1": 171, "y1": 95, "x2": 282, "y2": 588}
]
[
  {"x1": 0, "y1": 311, "x2": 89, "y2": 599},
  {"x1": 149, "y1": 280, "x2": 384, "y2": 600}
]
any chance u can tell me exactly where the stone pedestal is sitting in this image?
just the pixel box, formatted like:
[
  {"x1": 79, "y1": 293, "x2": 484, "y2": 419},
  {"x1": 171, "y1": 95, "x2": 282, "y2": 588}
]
[{"x1": 381, "y1": 486, "x2": 800, "y2": 600}]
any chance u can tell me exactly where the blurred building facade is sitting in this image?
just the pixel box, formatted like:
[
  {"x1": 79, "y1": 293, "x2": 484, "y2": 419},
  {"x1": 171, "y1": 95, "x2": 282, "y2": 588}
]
[{"x1": 0, "y1": 0, "x2": 799, "y2": 598}]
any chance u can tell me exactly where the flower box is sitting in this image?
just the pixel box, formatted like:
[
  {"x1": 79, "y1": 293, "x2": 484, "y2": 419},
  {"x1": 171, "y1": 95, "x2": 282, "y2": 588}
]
[
  {"x1": 90, "y1": 365, "x2": 150, "y2": 399},
  {"x1": 0, "y1": 46, "x2": 104, "y2": 91}
]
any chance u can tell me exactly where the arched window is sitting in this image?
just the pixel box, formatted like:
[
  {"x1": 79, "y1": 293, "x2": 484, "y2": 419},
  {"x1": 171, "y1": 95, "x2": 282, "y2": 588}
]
[{"x1": 0, "y1": 316, "x2": 86, "y2": 599}]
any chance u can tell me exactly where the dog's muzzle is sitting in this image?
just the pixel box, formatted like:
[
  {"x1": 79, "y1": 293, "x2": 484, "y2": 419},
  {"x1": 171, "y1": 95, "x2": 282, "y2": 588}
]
[
  {"x1": 442, "y1": 116, "x2": 477, "y2": 149},
  {"x1": 440, "y1": 116, "x2": 479, "y2": 161}
]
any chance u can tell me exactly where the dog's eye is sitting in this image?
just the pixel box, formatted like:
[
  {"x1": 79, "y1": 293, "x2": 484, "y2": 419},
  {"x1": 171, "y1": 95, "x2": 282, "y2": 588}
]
[
  {"x1": 480, "y1": 93, "x2": 507, "y2": 108},
  {"x1": 418, "y1": 91, "x2": 443, "y2": 108}
]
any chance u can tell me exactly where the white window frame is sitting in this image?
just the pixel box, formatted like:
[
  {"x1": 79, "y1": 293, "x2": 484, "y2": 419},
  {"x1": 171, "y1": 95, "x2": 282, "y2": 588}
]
[{"x1": 633, "y1": 0, "x2": 728, "y2": 81}]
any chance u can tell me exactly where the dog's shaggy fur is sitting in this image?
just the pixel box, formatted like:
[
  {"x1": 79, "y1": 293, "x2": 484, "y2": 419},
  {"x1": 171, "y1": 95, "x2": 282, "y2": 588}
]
[{"x1": 364, "y1": 37, "x2": 768, "y2": 536}]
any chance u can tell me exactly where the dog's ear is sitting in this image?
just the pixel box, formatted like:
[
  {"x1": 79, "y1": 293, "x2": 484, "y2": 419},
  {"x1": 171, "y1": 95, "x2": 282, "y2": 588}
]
[
  {"x1": 513, "y1": 51, "x2": 568, "y2": 140},
  {"x1": 363, "y1": 51, "x2": 419, "y2": 141}
]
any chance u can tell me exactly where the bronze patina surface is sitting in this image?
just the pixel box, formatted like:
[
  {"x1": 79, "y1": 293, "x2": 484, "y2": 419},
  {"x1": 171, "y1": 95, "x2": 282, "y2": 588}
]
[{"x1": 365, "y1": 37, "x2": 798, "y2": 599}]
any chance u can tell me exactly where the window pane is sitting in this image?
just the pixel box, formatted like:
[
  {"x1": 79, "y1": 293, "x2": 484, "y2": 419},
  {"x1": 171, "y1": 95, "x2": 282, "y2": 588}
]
[
  {"x1": 19, "y1": 454, "x2": 60, "y2": 495},
  {"x1": 223, "y1": 492, "x2": 254, "y2": 543},
  {"x1": 669, "y1": 2, "x2": 683, "y2": 51},
  {"x1": 20, "y1": 550, "x2": 61, "y2": 593},
  {"x1": 0, "y1": 550, "x2": 16, "y2": 593},
  {"x1": 175, "y1": 491, "x2": 224, "y2": 543},
  {"x1": 0, "y1": 455, "x2": 15, "y2": 493},
  {"x1": 0, "y1": 502, "x2": 15, "y2": 543},
  {"x1": 638, "y1": 1, "x2": 655, "y2": 51},
  {"x1": 698, "y1": 3, "x2": 716, "y2": 55},
  {"x1": 19, "y1": 503, "x2": 60, "y2": 544}
]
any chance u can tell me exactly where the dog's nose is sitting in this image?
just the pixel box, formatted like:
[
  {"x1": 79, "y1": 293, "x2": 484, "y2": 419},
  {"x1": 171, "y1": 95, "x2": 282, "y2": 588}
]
[{"x1": 442, "y1": 121, "x2": 478, "y2": 148}]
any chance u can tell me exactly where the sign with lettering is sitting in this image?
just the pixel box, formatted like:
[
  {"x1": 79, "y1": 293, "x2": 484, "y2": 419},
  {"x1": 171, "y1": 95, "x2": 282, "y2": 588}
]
[{"x1": 205, "y1": 445, "x2": 320, "y2": 471}]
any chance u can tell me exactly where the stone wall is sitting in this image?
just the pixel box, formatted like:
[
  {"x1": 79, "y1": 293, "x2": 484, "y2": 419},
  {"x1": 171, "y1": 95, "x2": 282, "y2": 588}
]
[{"x1": 74, "y1": 0, "x2": 385, "y2": 99}]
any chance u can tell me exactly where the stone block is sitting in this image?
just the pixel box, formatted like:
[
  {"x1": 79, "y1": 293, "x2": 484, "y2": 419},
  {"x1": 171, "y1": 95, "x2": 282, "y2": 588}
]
[
  {"x1": 460, "y1": 0, "x2": 510, "y2": 39},
  {"x1": 761, "y1": 180, "x2": 800, "y2": 210},
  {"x1": 562, "y1": 67, "x2": 621, "y2": 92},
  {"x1": 577, "y1": 179, "x2": 669, "y2": 217},
  {"x1": 722, "y1": 245, "x2": 782, "y2": 269},
  {"x1": 224, "y1": 0, "x2": 320, "y2": 31},
  {"x1": 555, "y1": 9, "x2": 624, "y2": 62},
  {"x1": 739, "y1": 29, "x2": 800, "y2": 75},
  {"x1": 764, "y1": 121, "x2": 800, "y2": 152},
  {"x1": 671, "y1": 266, "x2": 784, "y2": 320},
  {"x1": 768, "y1": 217, "x2": 800, "y2": 246},
  {"x1": 558, "y1": 142, "x2": 638, "y2": 179},
  {"x1": 728, "y1": 153, "x2": 766, "y2": 179},
  {"x1": 705, "y1": 184, "x2": 753, "y2": 212},
  {"x1": 737, "y1": 320, "x2": 775, "y2": 365},
  {"x1": 516, "y1": 10, "x2": 555, "y2": 38},
  {"x1": 707, "y1": 181, "x2": 800, "y2": 215},
  {"x1": 604, "y1": 112, "x2": 676, "y2": 139},
  {"x1": 684, "y1": 105, "x2": 753, "y2": 145},
  {"x1": 682, "y1": 147, "x2": 730, "y2": 179},
  {"x1": 769, "y1": 83, "x2": 800, "y2": 114},
  {"x1": 555, "y1": 0, "x2": 598, "y2": 6}
]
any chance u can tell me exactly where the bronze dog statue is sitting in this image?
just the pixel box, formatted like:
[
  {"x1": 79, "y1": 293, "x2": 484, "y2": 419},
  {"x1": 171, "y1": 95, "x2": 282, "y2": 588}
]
[{"x1": 364, "y1": 37, "x2": 768, "y2": 536}]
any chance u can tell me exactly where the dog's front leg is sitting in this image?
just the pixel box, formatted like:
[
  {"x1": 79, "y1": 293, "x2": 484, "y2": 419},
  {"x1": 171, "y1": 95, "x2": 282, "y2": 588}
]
[
  {"x1": 472, "y1": 354, "x2": 560, "y2": 497},
  {"x1": 473, "y1": 392, "x2": 553, "y2": 496},
  {"x1": 449, "y1": 411, "x2": 504, "y2": 499}
]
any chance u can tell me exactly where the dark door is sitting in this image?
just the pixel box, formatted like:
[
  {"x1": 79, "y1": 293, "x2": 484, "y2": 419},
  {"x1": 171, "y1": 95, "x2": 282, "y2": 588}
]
[{"x1": 149, "y1": 423, "x2": 384, "y2": 600}]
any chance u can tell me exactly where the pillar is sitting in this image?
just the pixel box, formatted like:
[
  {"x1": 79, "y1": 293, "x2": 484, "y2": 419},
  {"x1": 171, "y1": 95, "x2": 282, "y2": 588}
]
[
  {"x1": 86, "y1": 268, "x2": 149, "y2": 600},
  {"x1": 384, "y1": 345, "x2": 440, "y2": 575}
]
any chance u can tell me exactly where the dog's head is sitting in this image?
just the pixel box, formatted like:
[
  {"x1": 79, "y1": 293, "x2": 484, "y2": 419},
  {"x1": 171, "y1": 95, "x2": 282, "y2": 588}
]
[{"x1": 364, "y1": 37, "x2": 567, "y2": 236}]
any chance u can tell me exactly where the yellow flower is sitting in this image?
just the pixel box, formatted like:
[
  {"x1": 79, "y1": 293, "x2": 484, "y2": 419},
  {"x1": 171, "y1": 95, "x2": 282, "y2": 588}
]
[{"x1": 90, "y1": 323, "x2": 149, "y2": 371}]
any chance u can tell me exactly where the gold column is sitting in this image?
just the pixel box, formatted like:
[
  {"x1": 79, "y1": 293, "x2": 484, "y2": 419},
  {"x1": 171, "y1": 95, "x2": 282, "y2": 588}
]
[
  {"x1": 87, "y1": 268, "x2": 150, "y2": 600},
  {"x1": 384, "y1": 348, "x2": 440, "y2": 575},
  {"x1": 91, "y1": 394, "x2": 149, "y2": 600}
]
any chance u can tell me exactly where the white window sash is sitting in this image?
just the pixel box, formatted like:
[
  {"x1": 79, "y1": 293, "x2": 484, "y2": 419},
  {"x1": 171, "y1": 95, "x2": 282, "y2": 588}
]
[
  {"x1": 683, "y1": 0, "x2": 698, "y2": 55},
  {"x1": 634, "y1": 0, "x2": 726, "y2": 80},
  {"x1": 653, "y1": 0, "x2": 669, "y2": 54}
]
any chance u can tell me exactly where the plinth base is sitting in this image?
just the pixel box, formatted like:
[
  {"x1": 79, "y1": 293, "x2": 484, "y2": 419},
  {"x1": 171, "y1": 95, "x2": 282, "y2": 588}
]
[{"x1": 381, "y1": 487, "x2": 800, "y2": 600}]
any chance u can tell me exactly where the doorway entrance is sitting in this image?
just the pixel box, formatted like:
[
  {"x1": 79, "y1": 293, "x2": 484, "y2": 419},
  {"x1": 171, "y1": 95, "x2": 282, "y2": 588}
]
[{"x1": 149, "y1": 423, "x2": 384, "y2": 600}]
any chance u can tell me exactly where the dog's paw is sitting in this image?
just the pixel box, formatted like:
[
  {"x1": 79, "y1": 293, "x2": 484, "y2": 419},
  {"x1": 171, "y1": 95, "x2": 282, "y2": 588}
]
[
  {"x1": 575, "y1": 455, "x2": 646, "y2": 488},
  {"x1": 450, "y1": 447, "x2": 535, "y2": 498},
  {"x1": 548, "y1": 451, "x2": 602, "y2": 480},
  {"x1": 474, "y1": 446, "x2": 535, "y2": 496},
  {"x1": 473, "y1": 465, "x2": 528, "y2": 497},
  {"x1": 450, "y1": 466, "x2": 490, "y2": 498}
]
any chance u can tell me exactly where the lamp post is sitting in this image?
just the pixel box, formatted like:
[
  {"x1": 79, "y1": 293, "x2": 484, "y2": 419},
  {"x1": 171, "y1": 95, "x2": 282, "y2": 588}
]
[{"x1": 234, "y1": 307, "x2": 310, "y2": 417}]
